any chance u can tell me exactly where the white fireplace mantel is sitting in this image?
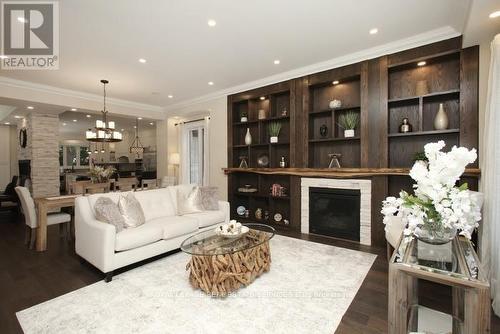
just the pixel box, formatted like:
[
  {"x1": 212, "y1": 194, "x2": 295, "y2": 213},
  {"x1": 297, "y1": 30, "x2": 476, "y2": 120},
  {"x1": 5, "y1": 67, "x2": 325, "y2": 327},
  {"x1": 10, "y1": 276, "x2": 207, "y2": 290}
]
[{"x1": 301, "y1": 178, "x2": 372, "y2": 245}]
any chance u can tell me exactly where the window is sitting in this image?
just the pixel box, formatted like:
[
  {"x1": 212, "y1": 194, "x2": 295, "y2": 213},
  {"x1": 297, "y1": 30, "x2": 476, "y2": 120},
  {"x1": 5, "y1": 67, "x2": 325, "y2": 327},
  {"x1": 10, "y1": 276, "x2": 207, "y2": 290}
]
[
  {"x1": 59, "y1": 144, "x2": 90, "y2": 168},
  {"x1": 181, "y1": 119, "x2": 209, "y2": 185}
]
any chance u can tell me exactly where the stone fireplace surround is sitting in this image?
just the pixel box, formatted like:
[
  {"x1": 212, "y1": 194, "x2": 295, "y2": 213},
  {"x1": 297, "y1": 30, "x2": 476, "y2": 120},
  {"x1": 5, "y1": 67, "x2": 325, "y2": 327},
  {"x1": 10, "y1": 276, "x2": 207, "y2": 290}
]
[{"x1": 301, "y1": 178, "x2": 372, "y2": 245}]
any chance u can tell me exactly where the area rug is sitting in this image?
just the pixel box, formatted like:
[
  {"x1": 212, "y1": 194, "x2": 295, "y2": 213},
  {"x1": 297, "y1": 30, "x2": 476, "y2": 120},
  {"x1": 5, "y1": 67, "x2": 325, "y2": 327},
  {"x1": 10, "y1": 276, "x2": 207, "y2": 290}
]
[{"x1": 17, "y1": 235, "x2": 376, "y2": 334}]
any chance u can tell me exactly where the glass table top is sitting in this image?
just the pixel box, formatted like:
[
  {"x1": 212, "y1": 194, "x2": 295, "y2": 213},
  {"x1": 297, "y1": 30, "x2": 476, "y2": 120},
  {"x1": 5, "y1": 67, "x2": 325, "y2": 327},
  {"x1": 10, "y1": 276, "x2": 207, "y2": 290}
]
[
  {"x1": 180, "y1": 223, "x2": 275, "y2": 256},
  {"x1": 393, "y1": 236, "x2": 486, "y2": 283}
]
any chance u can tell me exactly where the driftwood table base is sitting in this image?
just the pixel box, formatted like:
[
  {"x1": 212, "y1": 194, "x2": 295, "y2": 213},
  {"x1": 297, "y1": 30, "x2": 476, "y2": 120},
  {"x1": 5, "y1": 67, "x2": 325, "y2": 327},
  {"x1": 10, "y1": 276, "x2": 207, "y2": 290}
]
[{"x1": 186, "y1": 240, "x2": 271, "y2": 297}]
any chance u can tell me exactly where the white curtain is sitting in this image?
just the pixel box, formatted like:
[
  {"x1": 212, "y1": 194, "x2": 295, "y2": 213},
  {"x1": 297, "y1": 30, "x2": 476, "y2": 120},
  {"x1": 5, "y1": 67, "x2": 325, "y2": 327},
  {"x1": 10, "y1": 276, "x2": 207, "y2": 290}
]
[{"x1": 482, "y1": 33, "x2": 500, "y2": 316}]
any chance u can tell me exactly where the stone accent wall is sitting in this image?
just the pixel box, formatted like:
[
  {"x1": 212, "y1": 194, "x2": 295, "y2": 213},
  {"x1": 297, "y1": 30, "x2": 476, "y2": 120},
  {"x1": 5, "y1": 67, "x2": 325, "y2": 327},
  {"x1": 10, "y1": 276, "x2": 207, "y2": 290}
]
[{"x1": 18, "y1": 114, "x2": 60, "y2": 198}]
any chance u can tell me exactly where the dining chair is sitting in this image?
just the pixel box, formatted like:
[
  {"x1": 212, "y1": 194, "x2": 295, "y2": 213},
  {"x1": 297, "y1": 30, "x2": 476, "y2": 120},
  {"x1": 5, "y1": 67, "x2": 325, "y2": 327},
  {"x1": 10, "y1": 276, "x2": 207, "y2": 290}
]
[
  {"x1": 84, "y1": 182, "x2": 111, "y2": 194},
  {"x1": 160, "y1": 176, "x2": 175, "y2": 188},
  {"x1": 15, "y1": 186, "x2": 72, "y2": 249},
  {"x1": 69, "y1": 180, "x2": 92, "y2": 195},
  {"x1": 141, "y1": 179, "x2": 158, "y2": 190}
]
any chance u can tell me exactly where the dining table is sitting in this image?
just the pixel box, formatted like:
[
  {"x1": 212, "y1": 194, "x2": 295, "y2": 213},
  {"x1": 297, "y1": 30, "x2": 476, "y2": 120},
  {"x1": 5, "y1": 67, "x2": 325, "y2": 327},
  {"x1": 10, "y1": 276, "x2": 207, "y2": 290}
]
[{"x1": 34, "y1": 194, "x2": 80, "y2": 252}]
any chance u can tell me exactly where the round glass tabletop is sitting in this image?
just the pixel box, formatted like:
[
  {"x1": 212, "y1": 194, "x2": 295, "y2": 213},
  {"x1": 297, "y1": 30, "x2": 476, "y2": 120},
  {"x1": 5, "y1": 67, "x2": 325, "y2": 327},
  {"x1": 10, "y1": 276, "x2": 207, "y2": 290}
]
[{"x1": 180, "y1": 223, "x2": 275, "y2": 256}]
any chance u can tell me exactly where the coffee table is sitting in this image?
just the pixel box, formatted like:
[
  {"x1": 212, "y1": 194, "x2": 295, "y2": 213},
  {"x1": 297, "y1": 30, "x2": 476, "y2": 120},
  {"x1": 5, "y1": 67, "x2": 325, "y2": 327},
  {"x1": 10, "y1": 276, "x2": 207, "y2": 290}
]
[{"x1": 180, "y1": 223, "x2": 275, "y2": 297}]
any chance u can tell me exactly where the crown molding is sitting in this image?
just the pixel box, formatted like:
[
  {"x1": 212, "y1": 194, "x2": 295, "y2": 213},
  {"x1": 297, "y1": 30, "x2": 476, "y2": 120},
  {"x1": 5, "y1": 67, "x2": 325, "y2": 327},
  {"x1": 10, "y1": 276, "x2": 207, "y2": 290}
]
[
  {"x1": 164, "y1": 26, "x2": 461, "y2": 113},
  {"x1": 0, "y1": 76, "x2": 164, "y2": 113}
]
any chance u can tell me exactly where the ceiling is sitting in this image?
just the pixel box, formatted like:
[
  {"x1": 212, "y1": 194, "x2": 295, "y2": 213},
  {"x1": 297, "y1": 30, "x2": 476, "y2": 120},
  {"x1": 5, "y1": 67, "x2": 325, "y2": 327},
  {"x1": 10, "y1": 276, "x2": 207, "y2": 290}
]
[{"x1": 0, "y1": 0, "x2": 498, "y2": 115}]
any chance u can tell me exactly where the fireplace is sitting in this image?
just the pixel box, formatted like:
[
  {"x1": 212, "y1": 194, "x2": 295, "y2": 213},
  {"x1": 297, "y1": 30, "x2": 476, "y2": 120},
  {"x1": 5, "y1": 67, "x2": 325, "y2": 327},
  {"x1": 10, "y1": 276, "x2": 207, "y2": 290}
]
[
  {"x1": 301, "y1": 178, "x2": 371, "y2": 245},
  {"x1": 309, "y1": 187, "x2": 361, "y2": 241}
]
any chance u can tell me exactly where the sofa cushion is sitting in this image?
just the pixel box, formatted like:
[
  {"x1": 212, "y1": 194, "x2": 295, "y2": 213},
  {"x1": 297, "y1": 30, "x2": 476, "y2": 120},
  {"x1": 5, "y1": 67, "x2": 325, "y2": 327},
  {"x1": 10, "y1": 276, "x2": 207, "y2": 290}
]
[
  {"x1": 167, "y1": 184, "x2": 196, "y2": 214},
  {"x1": 118, "y1": 192, "x2": 146, "y2": 228},
  {"x1": 94, "y1": 197, "x2": 125, "y2": 232},
  {"x1": 88, "y1": 192, "x2": 124, "y2": 217},
  {"x1": 147, "y1": 216, "x2": 199, "y2": 240},
  {"x1": 184, "y1": 210, "x2": 226, "y2": 228},
  {"x1": 115, "y1": 220, "x2": 164, "y2": 251},
  {"x1": 133, "y1": 188, "x2": 176, "y2": 221}
]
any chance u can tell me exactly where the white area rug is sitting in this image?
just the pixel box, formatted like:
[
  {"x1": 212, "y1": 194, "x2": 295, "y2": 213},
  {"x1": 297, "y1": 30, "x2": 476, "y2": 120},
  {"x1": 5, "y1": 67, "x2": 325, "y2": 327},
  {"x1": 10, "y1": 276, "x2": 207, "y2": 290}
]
[{"x1": 17, "y1": 235, "x2": 376, "y2": 334}]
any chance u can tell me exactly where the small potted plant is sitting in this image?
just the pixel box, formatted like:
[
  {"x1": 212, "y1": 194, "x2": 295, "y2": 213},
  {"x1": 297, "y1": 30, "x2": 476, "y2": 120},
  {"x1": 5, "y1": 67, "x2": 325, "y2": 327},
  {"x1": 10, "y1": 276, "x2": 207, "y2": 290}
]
[
  {"x1": 338, "y1": 112, "x2": 359, "y2": 138},
  {"x1": 240, "y1": 110, "x2": 248, "y2": 123},
  {"x1": 268, "y1": 122, "x2": 281, "y2": 143}
]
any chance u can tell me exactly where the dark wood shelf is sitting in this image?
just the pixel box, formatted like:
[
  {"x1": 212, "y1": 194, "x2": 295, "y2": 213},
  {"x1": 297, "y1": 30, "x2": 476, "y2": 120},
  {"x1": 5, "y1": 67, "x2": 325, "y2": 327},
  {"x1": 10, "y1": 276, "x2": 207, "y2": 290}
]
[
  {"x1": 310, "y1": 106, "x2": 360, "y2": 115},
  {"x1": 388, "y1": 89, "x2": 460, "y2": 104},
  {"x1": 260, "y1": 115, "x2": 290, "y2": 122},
  {"x1": 309, "y1": 137, "x2": 360, "y2": 143},
  {"x1": 235, "y1": 192, "x2": 290, "y2": 200},
  {"x1": 388, "y1": 129, "x2": 460, "y2": 138},
  {"x1": 233, "y1": 120, "x2": 259, "y2": 126}
]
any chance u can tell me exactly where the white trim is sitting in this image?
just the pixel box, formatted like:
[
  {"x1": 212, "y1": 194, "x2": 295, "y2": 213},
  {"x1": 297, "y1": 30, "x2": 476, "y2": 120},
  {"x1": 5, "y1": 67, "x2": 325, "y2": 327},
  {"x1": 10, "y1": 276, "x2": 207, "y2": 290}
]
[
  {"x1": 180, "y1": 120, "x2": 209, "y2": 186},
  {"x1": 164, "y1": 26, "x2": 460, "y2": 112},
  {"x1": 0, "y1": 76, "x2": 164, "y2": 113},
  {"x1": 301, "y1": 178, "x2": 372, "y2": 246}
]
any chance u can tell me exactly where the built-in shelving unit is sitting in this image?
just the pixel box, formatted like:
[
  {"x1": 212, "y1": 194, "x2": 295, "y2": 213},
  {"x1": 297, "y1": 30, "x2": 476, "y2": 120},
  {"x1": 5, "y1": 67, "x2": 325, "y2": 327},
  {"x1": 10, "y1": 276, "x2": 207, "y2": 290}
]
[{"x1": 228, "y1": 37, "x2": 479, "y2": 246}]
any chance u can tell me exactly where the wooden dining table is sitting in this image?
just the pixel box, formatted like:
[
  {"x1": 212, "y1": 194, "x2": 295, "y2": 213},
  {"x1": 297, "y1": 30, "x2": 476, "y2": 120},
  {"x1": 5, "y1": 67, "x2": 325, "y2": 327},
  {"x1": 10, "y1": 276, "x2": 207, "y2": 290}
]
[{"x1": 34, "y1": 194, "x2": 80, "y2": 252}]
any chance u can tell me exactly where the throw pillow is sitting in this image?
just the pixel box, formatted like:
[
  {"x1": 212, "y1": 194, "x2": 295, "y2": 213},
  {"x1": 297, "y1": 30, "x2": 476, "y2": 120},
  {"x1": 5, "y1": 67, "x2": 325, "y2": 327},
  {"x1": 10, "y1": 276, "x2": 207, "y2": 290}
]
[
  {"x1": 94, "y1": 197, "x2": 125, "y2": 232},
  {"x1": 118, "y1": 192, "x2": 146, "y2": 228},
  {"x1": 177, "y1": 186, "x2": 203, "y2": 215},
  {"x1": 199, "y1": 186, "x2": 219, "y2": 210}
]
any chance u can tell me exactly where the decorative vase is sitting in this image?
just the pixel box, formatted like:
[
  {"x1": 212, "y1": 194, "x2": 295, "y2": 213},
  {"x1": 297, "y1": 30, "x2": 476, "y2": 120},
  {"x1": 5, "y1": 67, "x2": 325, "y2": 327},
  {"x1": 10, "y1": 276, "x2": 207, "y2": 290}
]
[
  {"x1": 258, "y1": 109, "x2": 267, "y2": 120},
  {"x1": 244, "y1": 128, "x2": 252, "y2": 145},
  {"x1": 270, "y1": 136, "x2": 278, "y2": 143},
  {"x1": 399, "y1": 118, "x2": 413, "y2": 133},
  {"x1": 434, "y1": 103, "x2": 449, "y2": 130},
  {"x1": 329, "y1": 99, "x2": 342, "y2": 109},
  {"x1": 344, "y1": 129, "x2": 355, "y2": 138},
  {"x1": 320, "y1": 124, "x2": 328, "y2": 137},
  {"x1": 240, "y1": 116, "x2": 248, "y2": 123},
  {"x1": 415, "y1": 218, "x2": 457, "y2": 245}
]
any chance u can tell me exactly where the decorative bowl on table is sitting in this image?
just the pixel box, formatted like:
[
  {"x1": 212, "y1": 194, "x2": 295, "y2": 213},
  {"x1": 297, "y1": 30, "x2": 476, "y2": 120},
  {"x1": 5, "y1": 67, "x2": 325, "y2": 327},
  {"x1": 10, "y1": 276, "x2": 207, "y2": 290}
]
[{"x1": 215, "y1": 220, "x2": 249, "y2": 238}]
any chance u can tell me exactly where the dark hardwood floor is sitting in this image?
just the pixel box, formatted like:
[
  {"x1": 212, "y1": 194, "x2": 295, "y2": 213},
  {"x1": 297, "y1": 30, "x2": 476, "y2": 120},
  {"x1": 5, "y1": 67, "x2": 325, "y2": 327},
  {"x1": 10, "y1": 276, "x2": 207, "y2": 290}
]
[{"x1": 1, "y1": 210, "x2": 499, "y2": 333}]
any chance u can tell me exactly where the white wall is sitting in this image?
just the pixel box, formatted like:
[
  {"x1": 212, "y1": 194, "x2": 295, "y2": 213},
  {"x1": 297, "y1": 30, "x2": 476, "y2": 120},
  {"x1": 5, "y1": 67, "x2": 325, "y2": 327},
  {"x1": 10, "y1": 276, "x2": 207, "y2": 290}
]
[
  {"x1": 0, "y1": 125, "x2": 12, "y2": 189},
  {"x1": 165, "y1": 97, "x2": 228, "y2": 200}
]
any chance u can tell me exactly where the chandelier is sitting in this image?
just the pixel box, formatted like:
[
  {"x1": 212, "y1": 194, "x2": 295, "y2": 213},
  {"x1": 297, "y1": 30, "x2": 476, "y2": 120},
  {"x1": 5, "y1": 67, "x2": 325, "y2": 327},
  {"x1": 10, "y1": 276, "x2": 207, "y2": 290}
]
[
  {"x1": 86, "y1": 79, "x2": 123, "y2": 142},
  {"x1": 129, "y1": 118, "x2": 144, "y2": 157}
]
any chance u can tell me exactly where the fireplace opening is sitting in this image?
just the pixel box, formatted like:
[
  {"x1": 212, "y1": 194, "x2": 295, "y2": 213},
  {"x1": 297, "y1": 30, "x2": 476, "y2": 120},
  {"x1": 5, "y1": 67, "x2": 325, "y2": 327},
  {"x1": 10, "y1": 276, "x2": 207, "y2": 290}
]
[{"x1": 309, "y1": 187, "x2": 360, "y2": 242}]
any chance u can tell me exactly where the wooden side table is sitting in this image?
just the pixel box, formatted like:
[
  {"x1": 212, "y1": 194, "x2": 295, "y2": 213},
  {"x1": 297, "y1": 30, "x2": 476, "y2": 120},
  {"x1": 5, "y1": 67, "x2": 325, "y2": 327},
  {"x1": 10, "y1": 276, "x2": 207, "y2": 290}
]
[{"x1": 388, "y1": 236, "x2": 490, "y2": 334}]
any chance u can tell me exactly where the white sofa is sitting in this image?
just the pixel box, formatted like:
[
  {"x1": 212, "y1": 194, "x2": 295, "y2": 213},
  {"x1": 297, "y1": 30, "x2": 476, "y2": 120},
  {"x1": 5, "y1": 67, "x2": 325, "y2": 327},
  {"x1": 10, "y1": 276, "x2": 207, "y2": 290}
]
[{"x1": 75, "y1": 185, "x2": 229, "y2": 281}]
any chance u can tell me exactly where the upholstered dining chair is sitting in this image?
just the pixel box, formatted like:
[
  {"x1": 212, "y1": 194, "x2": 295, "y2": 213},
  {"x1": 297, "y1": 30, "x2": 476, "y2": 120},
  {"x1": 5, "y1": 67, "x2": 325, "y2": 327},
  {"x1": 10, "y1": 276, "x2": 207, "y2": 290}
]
[
  {"x1": 69, "y1": 180, "x2": 92, "y2": 195},
  {"x1": 141, "y1": 179, "x2": 158, "y2": 190},
  {"x1": 15, "y1": 186, "x2": 72, "y2": 249},
  {"x1": 84, "y1": 182, "x2": 111, "y2": 194},
  {"x1": 115, "y1": 177, "x2": 138, "y2": 192},
  {"x1": 385, "y1": 215, "x2": 405, "y2": 260}
]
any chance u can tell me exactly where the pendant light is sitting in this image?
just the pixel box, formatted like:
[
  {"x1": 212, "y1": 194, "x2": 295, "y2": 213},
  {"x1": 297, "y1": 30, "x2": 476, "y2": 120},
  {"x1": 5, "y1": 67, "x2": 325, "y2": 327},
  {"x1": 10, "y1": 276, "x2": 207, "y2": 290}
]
[
  {"x1": 86, "y1": 80, "x2": 123, "y2": 142},
  {"x1": 129, "y1": 118, "x2": 144, "y2": 157}
]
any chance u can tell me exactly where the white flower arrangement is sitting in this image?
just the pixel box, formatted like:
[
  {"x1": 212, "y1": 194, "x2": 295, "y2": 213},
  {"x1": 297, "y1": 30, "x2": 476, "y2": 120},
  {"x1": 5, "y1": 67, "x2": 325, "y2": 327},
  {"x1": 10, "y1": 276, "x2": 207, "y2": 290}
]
[{"x1": 381, "y1": 141, "x2": 481, "y2": 241}]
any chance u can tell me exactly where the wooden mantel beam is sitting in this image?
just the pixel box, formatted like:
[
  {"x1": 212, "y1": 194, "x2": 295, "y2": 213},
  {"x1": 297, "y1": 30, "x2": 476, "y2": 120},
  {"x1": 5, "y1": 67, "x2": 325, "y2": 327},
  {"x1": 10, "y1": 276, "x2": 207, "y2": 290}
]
[{"x1": 222, "y1": 167, "x2": 481, "y2": 178}]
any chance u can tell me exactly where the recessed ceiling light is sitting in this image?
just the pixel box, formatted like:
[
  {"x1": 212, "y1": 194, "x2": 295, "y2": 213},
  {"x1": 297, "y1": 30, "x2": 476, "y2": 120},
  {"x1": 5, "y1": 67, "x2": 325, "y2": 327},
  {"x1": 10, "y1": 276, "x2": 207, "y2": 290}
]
[
  {"x1": 260, "y1": 96, "x2": 265, "y2": 100},
  {"x1": 137, "y1": 117, "x2": 143, "y2": 120},
  {"x1": 168, "y1": 95, "x2": 174, "y2": 99},
  {"x1": 86, "y1": 114, "x2": 91, "y2": 118},
  {"x1": 273, "y1": 59, "x2": 280, "y2": 65},
  {"x1": 72, "y1": 119, "x2": 77, "y2": 122},
  {"x1": 134, "y1": 125, "x2": 137, "y2": 129},
  {"x1": 17, "y1": 17, "x2": 27, "y2": 23},
  {"x1": 489, "y1": 11, "x2": 500, "y2": 18},
  {"x1": 138, "y1": 58, "x2": 147, "y2": 63},
  {"x1": 62, "y1": 123, "x2": 67, "y2": 126},
  {"x1": 4, "y1": 122, "x2": 10, "y2": 125},
  {"x1": 0, "y1": 55, "x2": 8, "y2": 59},
  {"x1": 208, "y1": 81, "x2": 214, "y2": 86},
  {"x1": 417, "y1": 61, "x2": 426, "y2": 66},
  {"x1": 369, "y1": 28, "x2": 378, "y2": 35},
  {"x1": 71, "y1": 108, "x2": 77, "y2": 111},
  {"x1": 149, "y1": 122, "x2": 154, "y2": 125},
  {"x1": 121, "y1": 128, "x2": 125, "y2": 131},
  {"x1": 207, "y1": 19, "x2": 217, "y2": 27},
  {"x1": 332, "y1": 80, "x2": 339, "y2": 85},
  {"x1": 14, "y1": 115, "x2": 22, "y2": 119},
  {"x1": 27, "y1": 106, "x2": 34, "y2": 110}
]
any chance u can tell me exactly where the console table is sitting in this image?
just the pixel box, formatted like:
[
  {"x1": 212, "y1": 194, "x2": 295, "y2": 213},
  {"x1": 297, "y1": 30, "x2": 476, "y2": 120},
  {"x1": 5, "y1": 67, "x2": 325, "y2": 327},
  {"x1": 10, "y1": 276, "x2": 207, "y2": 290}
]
[{"x1": 388, "y1": 236, "x2": 490, "y2": 333}]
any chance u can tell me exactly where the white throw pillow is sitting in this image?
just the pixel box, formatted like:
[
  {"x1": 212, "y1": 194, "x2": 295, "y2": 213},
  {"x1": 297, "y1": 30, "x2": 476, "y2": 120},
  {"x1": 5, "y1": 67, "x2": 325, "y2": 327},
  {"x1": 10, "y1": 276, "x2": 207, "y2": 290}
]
[
  {"x1": 177, "y1": 186, "x2": 203, "y2": 215},
  {"x1": 118, "y1": 192, "x2": 146, "y2": 228}
]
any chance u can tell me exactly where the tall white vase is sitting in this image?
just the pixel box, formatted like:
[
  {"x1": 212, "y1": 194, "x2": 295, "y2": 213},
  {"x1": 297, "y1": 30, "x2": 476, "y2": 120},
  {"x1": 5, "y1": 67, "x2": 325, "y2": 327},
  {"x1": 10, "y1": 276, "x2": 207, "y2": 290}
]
[
  {"x1": 434, "y1": 103, "x2": 449, "y2": 130},
  {"x1": 244, "y1": 128, "x2": 252, "y2": 145}
]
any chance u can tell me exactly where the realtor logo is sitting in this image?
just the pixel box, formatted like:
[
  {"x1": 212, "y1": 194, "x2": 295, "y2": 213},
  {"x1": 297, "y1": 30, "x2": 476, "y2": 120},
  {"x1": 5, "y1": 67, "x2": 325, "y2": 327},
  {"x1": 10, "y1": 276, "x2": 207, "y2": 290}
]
[{"x1": 1, "y1": 1, "x2": 59, "y2": 70}]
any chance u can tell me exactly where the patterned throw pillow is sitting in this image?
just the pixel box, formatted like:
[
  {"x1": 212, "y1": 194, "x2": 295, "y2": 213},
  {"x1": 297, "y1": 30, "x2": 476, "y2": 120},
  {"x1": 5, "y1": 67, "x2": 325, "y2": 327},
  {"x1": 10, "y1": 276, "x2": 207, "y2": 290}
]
[
  {"x1": 199, "y1": 186, "x2": 219, "y2": 210},
  {"x1": 94, "y1": 197, "x2": 125, "y2": 232},
  {"x1": 118, "y1": 192, "x2": 146, "y2": 228},
  {"x1": 177, "y1": 186, "x2": 203, "y2": 215}
]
